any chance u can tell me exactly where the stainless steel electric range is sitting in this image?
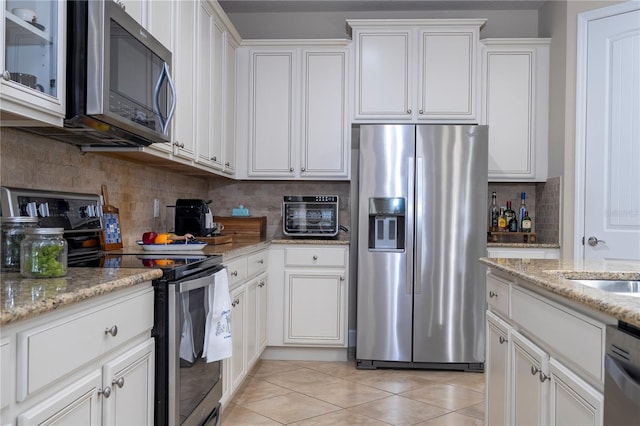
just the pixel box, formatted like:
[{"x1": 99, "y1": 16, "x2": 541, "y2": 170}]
[{"x1": 0, "y1": 187, "x2": 224, "y2": 426}]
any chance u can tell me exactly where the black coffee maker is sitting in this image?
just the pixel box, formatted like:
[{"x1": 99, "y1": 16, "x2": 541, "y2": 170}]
[{"x1": 174, "y1": 199, "x2": 214, "y2": 236}]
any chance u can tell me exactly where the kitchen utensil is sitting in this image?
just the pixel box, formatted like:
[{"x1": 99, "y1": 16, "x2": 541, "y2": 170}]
[{"x1": 100, "y1": 184, "x2": 123, "y2": 250}]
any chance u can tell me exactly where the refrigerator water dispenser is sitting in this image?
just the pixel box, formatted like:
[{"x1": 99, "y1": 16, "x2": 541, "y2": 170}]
[{"x1": 368, "y1": 197, "x2": 405, "y2": 251}]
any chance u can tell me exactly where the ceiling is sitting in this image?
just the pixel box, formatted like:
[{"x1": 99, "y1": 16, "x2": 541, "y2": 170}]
[{"x1": 218, "y1": 0, "x2": 549, "y2": 14}]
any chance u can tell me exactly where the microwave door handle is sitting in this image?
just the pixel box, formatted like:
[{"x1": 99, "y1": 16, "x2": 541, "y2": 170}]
[{"x1": 154, "y1": 62, "x2": 176, "y2": 136}]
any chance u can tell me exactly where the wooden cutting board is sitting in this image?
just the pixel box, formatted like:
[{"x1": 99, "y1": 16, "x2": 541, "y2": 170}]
[
  {"x1": 197, "y1": 235, "x2": 233, "y2": 245},
  {"x1": 100, "y1": 184, "x2": 123, "y2": 250}
]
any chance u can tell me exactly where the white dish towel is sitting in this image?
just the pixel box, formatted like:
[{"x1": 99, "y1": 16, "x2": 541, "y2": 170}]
[{"x1": 203, "y1": 268, "x2": 232, "y2": 362}]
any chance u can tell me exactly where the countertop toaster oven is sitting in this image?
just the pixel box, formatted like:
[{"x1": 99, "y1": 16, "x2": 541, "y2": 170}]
[{"x1": 282, "y1": 195, "x2": 339, "y2": 237}]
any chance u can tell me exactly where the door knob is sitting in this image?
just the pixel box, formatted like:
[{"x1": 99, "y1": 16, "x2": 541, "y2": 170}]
[{"x1": 587, "y1": 236, "x2": 606, "y2": 247}]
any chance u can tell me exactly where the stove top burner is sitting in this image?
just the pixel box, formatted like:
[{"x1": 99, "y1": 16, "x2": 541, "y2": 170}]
[{"x1": 68, "y1": 252, "x2": 223, "y2": 281}]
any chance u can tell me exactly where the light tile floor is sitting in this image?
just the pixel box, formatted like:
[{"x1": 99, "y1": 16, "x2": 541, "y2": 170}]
[{"x1": 221, "y1": 360, "x2": 485, "y2": 425}]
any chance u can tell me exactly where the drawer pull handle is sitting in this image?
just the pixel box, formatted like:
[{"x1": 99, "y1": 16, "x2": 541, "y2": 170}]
[
  {"x1": 105, "y1": 325, "x2": 118, "y2": 337},
  {"x1": 98, "y1": 387, "x2": 112, "y2": 398},
  {"x1": 489, "y1": 291, "x2": 498, "y2": 298},
  {"x1": 232, "y1": 298, "x2": 240, "y2": 307},
  {"x1": 258, "y1": 259, "x2": 264, "y2": 264},
  {"x1": 113, "y1": 377, "x2": 125, "y2": 388},
  {"x1": 231, "y1": 271, "x2": 238, "y2": 277},
  {"x1": 313, "y1": 255, "x2": 318, "y2": 261},
  {"x1": 499, "y1": 336, "x2": 507, "y2": 344}
]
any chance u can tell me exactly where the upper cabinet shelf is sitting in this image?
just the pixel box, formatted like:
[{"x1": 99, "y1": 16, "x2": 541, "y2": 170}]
[{"x1": 5, "y1": 10, "x2": 53, "y2": 45}]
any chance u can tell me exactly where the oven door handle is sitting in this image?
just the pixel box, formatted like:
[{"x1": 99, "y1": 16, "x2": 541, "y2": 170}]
[
  {"x1": 178, "y1": 266, "x2": 225, "y2": 293},
  {"x1": 605, "y1": 354, "x2": 640, "y2": 402}
]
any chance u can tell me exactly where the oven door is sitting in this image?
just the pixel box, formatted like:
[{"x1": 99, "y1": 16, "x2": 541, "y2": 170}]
[{"x1": 166, "y1": 269, "x2": 224, "y2": 426}]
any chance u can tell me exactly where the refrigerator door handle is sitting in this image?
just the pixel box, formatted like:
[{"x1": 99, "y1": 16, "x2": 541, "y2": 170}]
[
  {"x1": 414, "y1": 156, "x2": 423, "y2": 294},
  {"x1": 407, "y1": 156, "x2": 415, "y2": 295}
]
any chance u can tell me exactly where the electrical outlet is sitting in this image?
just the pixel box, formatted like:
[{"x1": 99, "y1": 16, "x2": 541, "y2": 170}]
[{"x1": 153, "y1": 199, "x2": 160, "y2": 218}]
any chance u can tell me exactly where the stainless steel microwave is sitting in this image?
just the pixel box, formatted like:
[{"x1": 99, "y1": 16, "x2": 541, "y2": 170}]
[
  {"x1": 61, "y1": 0, "x2": 175, "y2": 147},
  {"x1": 282, "y1": 196, "x2": 339, "y2": 237}
]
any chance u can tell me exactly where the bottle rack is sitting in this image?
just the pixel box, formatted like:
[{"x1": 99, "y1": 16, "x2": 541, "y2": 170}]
[{"x1": 488, "y1": 232, "x2": 537, "y2": 243}]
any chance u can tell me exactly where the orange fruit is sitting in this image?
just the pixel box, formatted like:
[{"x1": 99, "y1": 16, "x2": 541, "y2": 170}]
[
  {"x1": 153, "y1": 233, "x2": 173, "y2": 244},
  {"x1": 154, "y1": 259, "x2": 174, "y2": 266}
]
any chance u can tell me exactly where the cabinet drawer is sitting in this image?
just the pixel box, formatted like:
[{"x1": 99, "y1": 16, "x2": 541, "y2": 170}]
[
  {"x1": 17, "y1": 287, "x2": 153, "y2": 400},
  {"x1": 247, "y1": 250, "x2": 268, "y2": 277},
  {"x1": 225, "y1": 256, "x2": 248, "y2": 287},
  {"x1": 486, "y1": 273, "x2": 510, "y2": 317},
  {"x1": 285, "y1": 247, "x2": 346, "y2": 267},
  {"x1": 511, "y1": 286, "x2": 605, "y2": 383}
]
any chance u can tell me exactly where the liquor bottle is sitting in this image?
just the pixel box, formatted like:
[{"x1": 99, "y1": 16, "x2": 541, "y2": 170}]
[
  {"x1": 505, "y1": 201, "x2": 518, "y2": 232},
  {"x1": 521, "y1": 210, "x2": 532, "y2": 233},
  {"x1": 498, "y1": 208, "x2": 507, "y2": 232},
  {"x1": 518, "y1": 192, "x2": 527, "y2": 231},
  {"x1": 489, "y1": 192, "x2": 499, "y2": 232}
]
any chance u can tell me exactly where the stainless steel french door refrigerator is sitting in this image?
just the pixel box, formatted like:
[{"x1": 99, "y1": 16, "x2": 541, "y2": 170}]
[{"x1": 356, "y1": 124, "x2": 488, "y2": 371}]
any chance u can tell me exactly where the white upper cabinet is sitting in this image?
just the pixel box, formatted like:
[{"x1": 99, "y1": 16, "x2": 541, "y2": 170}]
[
  {"x1": 236, "y1": 40, "x2": 350, "y2": 180},
  {"x1": 348, "y1": 19, "x2": 484, "y2": 122},
  {"x1": 481, "y1": 39, "x2": 550, "y2": 181},
  {"x1": 1, "y1": 0, "x2": 66, "y2": 126}
]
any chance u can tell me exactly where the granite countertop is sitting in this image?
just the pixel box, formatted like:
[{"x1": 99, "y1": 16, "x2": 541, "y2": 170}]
[
  {"x1": 480, "y1": 257, "x2": 640, "y2": 327},
  {"x1": 0, "y1": 268, "x2": 162, "y2": 326},
  {"x1": 0, "y1": 237, "x2": 341, "y2": 326}
]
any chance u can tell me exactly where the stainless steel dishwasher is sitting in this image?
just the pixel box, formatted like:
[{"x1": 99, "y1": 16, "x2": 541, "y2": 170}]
[{"x1": 604, "y1": 323, "x2": 640, "y2": 424}]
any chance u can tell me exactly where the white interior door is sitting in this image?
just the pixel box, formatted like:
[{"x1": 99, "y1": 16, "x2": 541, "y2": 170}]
[{"x1": 576, "y1": 3, "x2": 640, "y2": 261}]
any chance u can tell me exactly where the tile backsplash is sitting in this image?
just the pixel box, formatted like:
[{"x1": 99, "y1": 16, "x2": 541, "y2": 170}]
[
  {"x1": 0, "y1": 128, "x2": 209, "y2": 247},
  {"x1": 207, "y1": 178, "x2": 351, "y2": 238}
]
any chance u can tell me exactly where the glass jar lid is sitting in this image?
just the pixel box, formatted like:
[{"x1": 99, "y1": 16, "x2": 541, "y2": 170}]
[
  {"x1": 25, "y1": 227, "x2": 64, "y2": 235},
  {"x1": 1, "y1": 217, "x2": 39, "y2": 224}
]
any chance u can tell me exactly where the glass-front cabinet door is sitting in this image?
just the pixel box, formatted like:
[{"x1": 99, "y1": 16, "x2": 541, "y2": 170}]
[{"x1": 1, "y1": 0, "x2": 66, "y2": 126}]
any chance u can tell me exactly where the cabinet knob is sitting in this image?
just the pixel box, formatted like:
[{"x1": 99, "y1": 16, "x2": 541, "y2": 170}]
[
  {"x1": 258, "y1": 259, "x2": 264, "y2": 264},
  {"x1": 312, "y1": 255, "x2": 318, "y2": 261},
  {"x1": 340, "y1": 276, "x2": 345, "y2": 281},
  {"x1": 489, "y1": 291, "x2": 498, "y2": 298},
  {"x1": 232, "y1": 298, "x2": 240, "y2": 307},
  {"x1": 98, "y1": 387, "x2": 112, "y2": 398},
  {"x1": 301, "y1": 167, "x2": 306, "y2": 172},
  {"x1": 258, "y1": 281, "x2": 266, "y2": 288},
  {"x1": 231, "y1": 270, "x2": 238, "y2": 277},
  {"x1": 419, "y1": 109, "x2": 424, "y2": 115},
  {"x1": 407, "y1": 109, "x2": 412, "y2": 114},
  {"x1": 539, "y1": 372, "x2": 550, "y2": 382},
  {"x1": 2, "y1": 70, "x2": 11, "y2": 81},
  {"x1": 531, "y1": 366, "x2": 540, "y2": 376},
  {"x1": 211, "y1": 156, "x2": 217, "y2": 161},
  {"x1": 289, "y1": 167, "x2": 294, "y2": 172},
  {"x1": 499, "y1": 336, "x2": 507, "y2": 344},
  {"x1": 112, "y1": 377, "x2": 125, "y2": 388},
  {"x1": 105, "y1": 325, "x2": 118, "y2": 337},
  {"x1": 225, "y1": 162, "x2": 230, "y2": 167}
]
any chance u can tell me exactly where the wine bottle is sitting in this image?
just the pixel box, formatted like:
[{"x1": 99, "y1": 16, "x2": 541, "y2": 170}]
[
  {"x1": 505, "y1": 201, "x2": 518, "y2": 232},
  {"x1": 522, "y1": 210, "x2": 532, "y2": 233},
  {"x1": 498, "y1": 208, "x2": 507, "y2": 232},
  {"x1": 518, "y1": 192, "x2": 527, "y2": 232},
  {"x1": 489, "y1": 192, "x2": 499, "y2": 232}
]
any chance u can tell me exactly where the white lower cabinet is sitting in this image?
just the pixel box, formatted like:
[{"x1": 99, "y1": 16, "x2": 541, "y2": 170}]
[
  {"x1": 485, "y1": 270, "x2": 607, "y2": 425},
  {"x1": 267, "y1": 245, "x2": 349, "y2": 349},
  {"x1": 0, "y1": 284, "x2": 154, "y2": 426},
  {"x1": 221, "y1": 248, "x2": 268, "y2": 405}
]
